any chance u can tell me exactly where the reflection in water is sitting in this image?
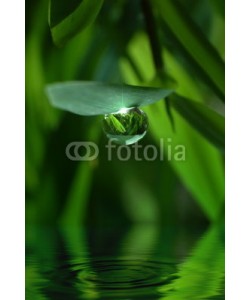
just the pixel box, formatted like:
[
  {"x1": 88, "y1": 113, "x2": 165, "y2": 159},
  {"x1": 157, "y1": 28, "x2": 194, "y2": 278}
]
[{"x1": 26, "y1": 224, "x2": 224, "y2": 299}]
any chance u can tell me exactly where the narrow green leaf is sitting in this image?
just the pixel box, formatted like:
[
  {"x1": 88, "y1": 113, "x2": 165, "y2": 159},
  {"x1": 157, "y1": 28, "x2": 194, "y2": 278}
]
[
  {"x1": 59, "y1": 161, "x2": 93, "y2": 225},
  {"x1": 169, "y1": 94, "x2": 225, "y2": 150},
  {"x1": 154, "y1": 0, "x2": 225, "y2": 100},
  {"x1": 49, "y1": 0, "x2": 104, "y2": 46},
  {"x1": 145, "y1": 101, "x2": 224, "y2": 221},
  {"x1": 120, "y1": 32, "x2": 224, "y2": 221},
  {"x1": 108, "y1": 115, "x2": 126, "y2": 133},
  {"x1": 60, "y1": 123, "x2": 100, "y2": 226},
  {"x1": 45, "y1": 81, "x2": 173, "y2": 116}
]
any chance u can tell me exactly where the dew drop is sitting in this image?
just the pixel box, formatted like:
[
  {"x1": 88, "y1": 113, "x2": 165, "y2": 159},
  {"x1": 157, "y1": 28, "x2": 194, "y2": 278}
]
[{"x1": 102, "y1": 107, "x2": 149, "y2": 145}]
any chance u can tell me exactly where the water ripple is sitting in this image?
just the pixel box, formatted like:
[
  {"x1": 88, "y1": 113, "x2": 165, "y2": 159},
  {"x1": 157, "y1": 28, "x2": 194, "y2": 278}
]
[{"x1": 45, "y1": 258, "x2": 178, "y2": 299}]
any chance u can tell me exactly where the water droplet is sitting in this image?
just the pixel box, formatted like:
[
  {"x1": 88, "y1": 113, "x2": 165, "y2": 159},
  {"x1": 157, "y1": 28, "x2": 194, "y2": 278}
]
[{"x1": 102, "y1": 107, "x2": 148, "y2": 145}]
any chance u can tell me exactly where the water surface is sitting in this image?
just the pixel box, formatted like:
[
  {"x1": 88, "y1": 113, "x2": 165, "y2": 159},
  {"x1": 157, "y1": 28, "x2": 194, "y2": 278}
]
[{"x1": 26, "y1": 224, "x2": 224, "y2": 299}]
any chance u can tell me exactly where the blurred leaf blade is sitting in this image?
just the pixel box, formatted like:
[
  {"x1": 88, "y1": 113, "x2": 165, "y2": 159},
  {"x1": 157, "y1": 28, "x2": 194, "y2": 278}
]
[
  {"x1": 154, "y1": 0, "x2": 225, "y2": 100},
  {"x1": 121, "y1": 32, "x2": 224, "y2": 221},
  {"x1": 46, "y1": 81, "x2": 174, "y2": 116},
  {"x1": 169, "y1": 94, "x2": 225, "y2": 150},
  {"x1": 59, "y1": 162, "x2": 94, "y2": 225},
  {"x1": 209, "y1": 0, "x2": 225, "y2": 19},
  {"x1": 49, "y1": 0, "x2": 104, "y2": 46},
  {"x1": 59, "y1": 120, "x2": 100, "y2": 225},
  {"x1": 145, "y1": 101, "x2": 224, "y2": 221}
]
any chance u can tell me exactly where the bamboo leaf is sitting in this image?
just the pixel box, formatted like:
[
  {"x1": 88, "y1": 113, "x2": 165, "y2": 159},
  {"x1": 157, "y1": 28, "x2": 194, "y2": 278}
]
[
  {"x1": 60, "y1": 123, "x2": 100, "y2": 225},
  {"x1": 145, "y1": 101, "x2": 224, "y2": 221},
  {"x1": 169, "y1": 94, "x2": 225, "y2": 150},
  {"x1": 45, "y1": 81, "x2": 174, "y2": 116},
  {"x1": 49, "y1": 0, "x2": 103, "y2": 46},
  {"x1": 154, "y1": 0, "x2": 225, "y2": 100},
  {"x1": 120, "y1": 32, "x2": 224, "y2": 221}
]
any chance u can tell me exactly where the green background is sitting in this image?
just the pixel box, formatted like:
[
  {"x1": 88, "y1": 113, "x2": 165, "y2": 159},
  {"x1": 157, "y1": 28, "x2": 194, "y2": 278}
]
[{"x1": 26, "y1": 0, "x2": 225, "y2": 298}]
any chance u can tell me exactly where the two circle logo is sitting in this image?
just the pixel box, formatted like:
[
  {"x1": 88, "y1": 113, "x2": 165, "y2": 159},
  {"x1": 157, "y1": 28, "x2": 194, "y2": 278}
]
[{"x1": 65, "y1": 142, "x2": 99, "y2": 161}]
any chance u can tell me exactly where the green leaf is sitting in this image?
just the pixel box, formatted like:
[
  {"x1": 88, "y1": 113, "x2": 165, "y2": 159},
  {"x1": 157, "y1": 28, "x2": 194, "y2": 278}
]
[
  {"x1": 49, "y1": 0, "x2": 104, "y2": 46},
  {"x1": 120, "y1": 32, "x2": 224, "y2": 221},
  {"x1": 60, "y1": 122, "x2": 100, "y2": 226},
  {"x1": 209, "y1": 0, "x2": 225, "y2": 18},
  {"x1": 145, "y1": 101, "x2": 224, "y2": 221},
  {"x1": 154, "y1": 0, "x2": 225, "y2": 100},
  {"x1": 45, "y1": 81, "x2": 173, "y2": 116},
  {"x1": 169, "y1": 94, "x2": 225, "y2": 150}
]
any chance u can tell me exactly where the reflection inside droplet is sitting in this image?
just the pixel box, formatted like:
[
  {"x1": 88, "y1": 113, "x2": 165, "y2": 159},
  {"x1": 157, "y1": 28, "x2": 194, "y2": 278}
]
[{"x1": 102, "y1": 107, "x2": 148, "y2": 145}]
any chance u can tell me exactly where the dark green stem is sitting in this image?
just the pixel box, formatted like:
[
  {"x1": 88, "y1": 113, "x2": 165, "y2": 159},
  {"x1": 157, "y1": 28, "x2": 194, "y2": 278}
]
[
  {"x1": 141, "y1": 0, "x2": 164, "y2": 74},
  {"x1": 164, "y1": 96, "x2": 175, "y2": 132}
]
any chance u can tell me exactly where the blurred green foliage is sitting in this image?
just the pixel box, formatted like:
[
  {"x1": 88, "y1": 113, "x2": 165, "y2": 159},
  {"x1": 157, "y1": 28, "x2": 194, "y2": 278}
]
[{"x1": 26, "y1": 0, "x2": 225, "y2": 227}]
